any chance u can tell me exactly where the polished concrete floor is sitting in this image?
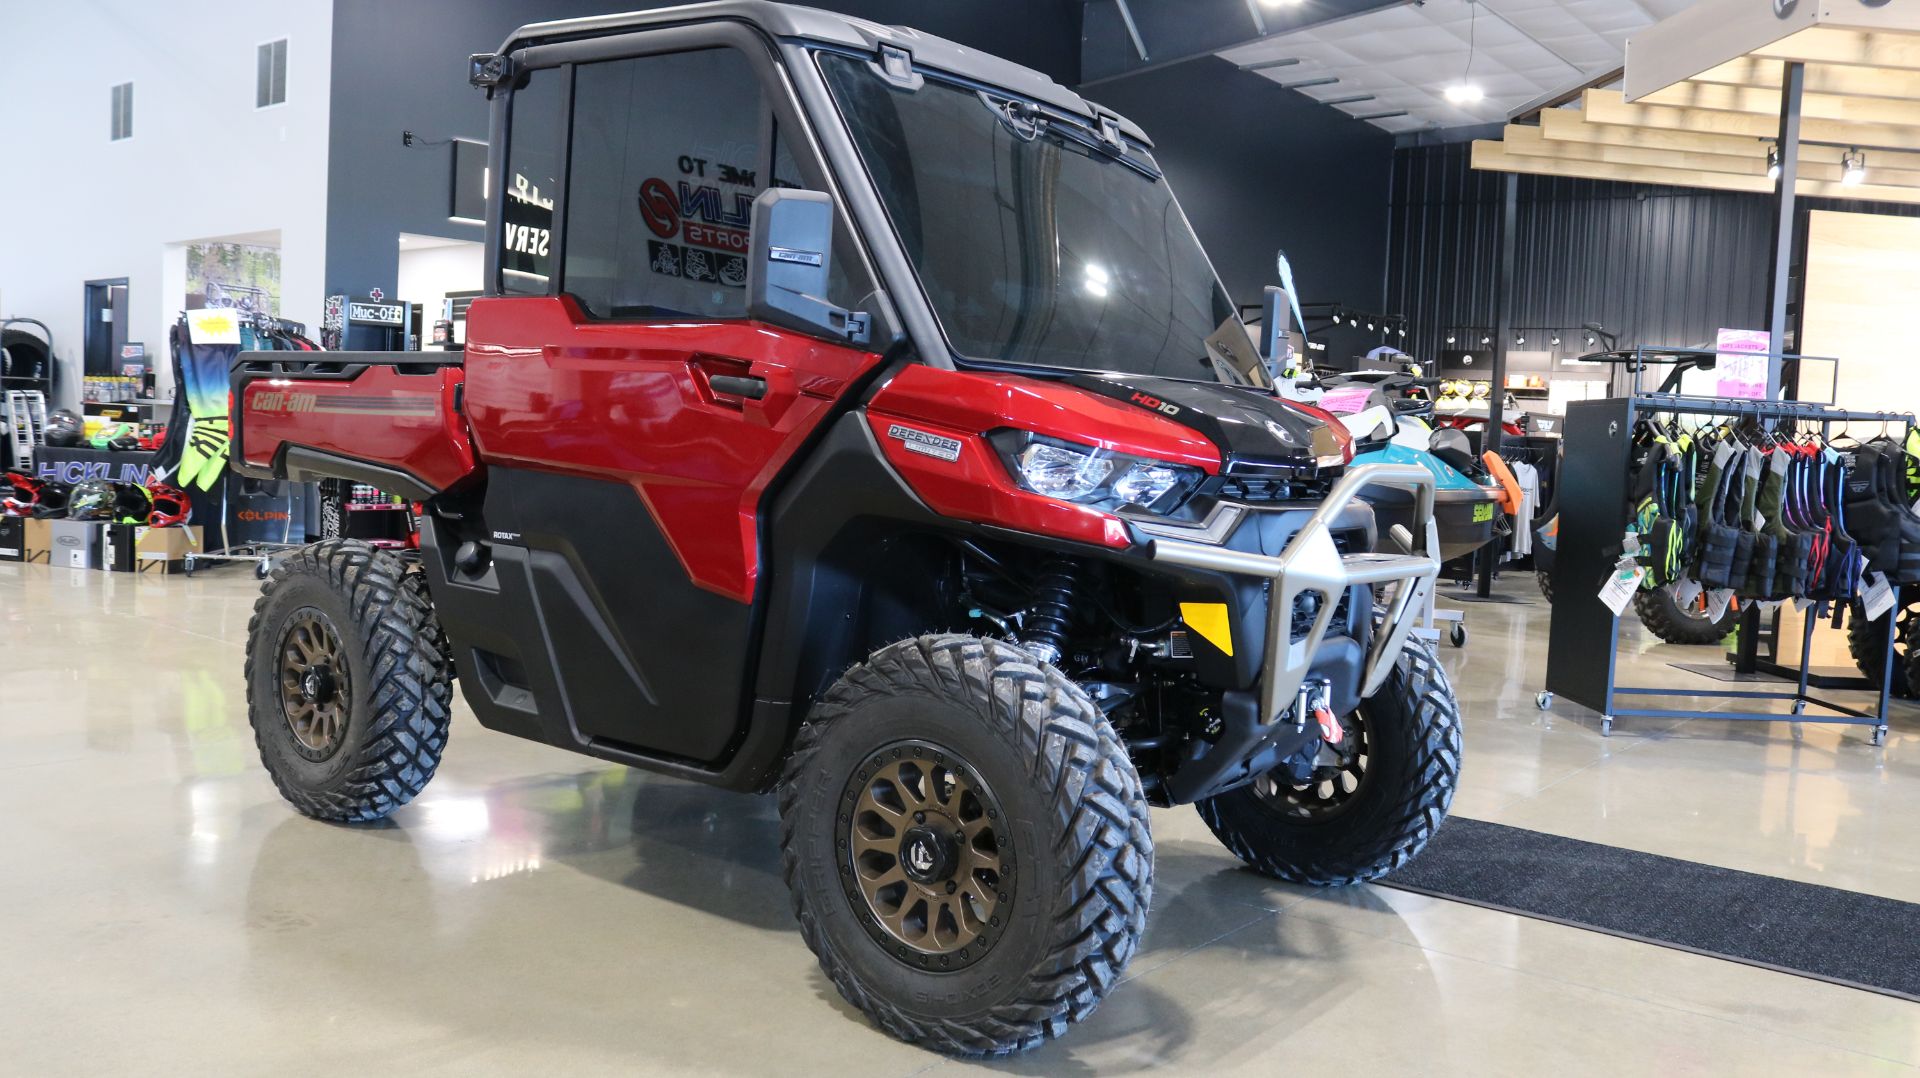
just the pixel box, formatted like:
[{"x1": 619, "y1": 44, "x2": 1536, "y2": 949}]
[{"x1": 5, "y1": 561, "x2": 1919, "y2": 1075}]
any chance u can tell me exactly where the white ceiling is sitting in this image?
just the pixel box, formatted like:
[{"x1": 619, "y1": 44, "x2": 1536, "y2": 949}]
[{"x1": 1218, "y1": 0, "x2": 1695, "y2": 134}]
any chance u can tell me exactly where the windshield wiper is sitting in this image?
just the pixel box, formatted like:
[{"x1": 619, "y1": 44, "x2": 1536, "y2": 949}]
[{"x1": 978, "y1": 92, "x2": 1161, "y2": 181}]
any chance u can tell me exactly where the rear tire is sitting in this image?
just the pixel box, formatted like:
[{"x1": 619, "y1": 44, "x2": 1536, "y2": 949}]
[
  {"x1": 1848, "y1": 601, "x2": 1919, "y2": 699},
  {"x1": 1633, "y1": 586, "x2": 1737, "y2": 646},
  {"x1": 244, "y1": 540, "x2": 451, "y2": 822},
  {"x1": 778, "y1": 635, "x2": 1152, "y2": 1057},
  {"x1": 1536, "y1": 569, "x2": 1553, "y2": 603},
  {"x1": 1196, "y1": 640, "x2": 1460, "y2": 886}
]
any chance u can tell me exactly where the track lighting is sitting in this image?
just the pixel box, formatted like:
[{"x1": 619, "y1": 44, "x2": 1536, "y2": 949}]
[
  {"x1": 1514, "y1": 333, "x2": 1526, "y2": 346},
  {"x1": 1446, "y1": 332, "x2": 1458, "y2": 345},
  {"x1": 1480, "y1": 333, "x2": 1491, "y2": 346},
  {"x1": 1766, "y1": 142, "x2": 1781, "y2": 183},
  {"x1": 1585, "y1": 333, "x2": 1597, "y2": 347},
  {"x1": 1843, "y1": 148, "x2": 1867, "y2": 187},
  {"x1": 1550, "y1": 333, "x2": 1562, "y2": 347}
]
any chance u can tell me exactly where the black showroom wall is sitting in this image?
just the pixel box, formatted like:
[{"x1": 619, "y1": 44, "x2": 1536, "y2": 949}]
[
  {"x1": 1091, "y1": 59, "x2": 1395, "y2": 362},
  {"x1": 1388, "y1": 141, "x2": 1920, "y2": 367},
  {"x1": 324, "y1": 0, "x2": 1393, "y2": 365}
]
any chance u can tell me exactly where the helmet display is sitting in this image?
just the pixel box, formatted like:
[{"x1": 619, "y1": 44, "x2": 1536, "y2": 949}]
[
  {"x1": 137, "y1": 425, "x2": 167, "y2": 451},
  {"x1": 146, "y1": 482, "x2": 192, "y2": 528},
  {"x1": 43, "y1": 410, "x2": 84, "y2": 448},
  {"x1": 1, "y1": 471, "x2": 42, "y2": 516},
  {"x1": 29, "y1": 480, "x2": 71, "y2": 518},
  {"x1": 67, "y1": 480, "x2": 119, "y2": 521},
  {"x1": 112, "y1": 483, "x2": 154, "y2": 524},
  {"x1": 108, "y1": 429, "x2": 142, "y2": 452}
]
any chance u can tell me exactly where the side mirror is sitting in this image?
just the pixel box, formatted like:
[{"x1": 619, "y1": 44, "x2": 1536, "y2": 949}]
[{"x1": 747, "y1": 188, "x2": 870, "y2": 346}]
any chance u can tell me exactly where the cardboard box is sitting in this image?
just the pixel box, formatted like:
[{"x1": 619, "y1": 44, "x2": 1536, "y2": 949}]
[
  {"x1": 134, "y1": 525, "x2": 203, "y2": 574},
  {"x1": 22, "y1": 519, "x2": 53, "y2": 565},
  {"x1": 0, "y1": 516, "x2": 23, "y2": 562},
  {"x1": 49, "y1": 520, "x2": 105, "y2": 570}
]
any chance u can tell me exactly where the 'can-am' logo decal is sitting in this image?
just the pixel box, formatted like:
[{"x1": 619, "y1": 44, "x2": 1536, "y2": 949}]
[{"x1": 886, "y1": 424, "x2": 963, "y2": 462}]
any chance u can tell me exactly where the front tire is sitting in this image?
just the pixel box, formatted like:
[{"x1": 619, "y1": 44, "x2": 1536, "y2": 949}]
[
  {"x1": 244, "y1": 540, "x2": 451, "y2": 822},
  {"x1": 1634, "y1": 586, "x2": 1737, "y2": 646},
  {"x1": 1197, "y1": 640, "x2": 1460, "y2": 886},
  {"x1": 778, "y1": 635, "x2": 1152, "y2": 1057}
]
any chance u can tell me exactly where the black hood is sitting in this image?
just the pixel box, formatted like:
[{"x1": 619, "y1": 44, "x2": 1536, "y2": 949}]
[{"x1": 1065, "y1": 373, "x2": 1343, "y2": 476}]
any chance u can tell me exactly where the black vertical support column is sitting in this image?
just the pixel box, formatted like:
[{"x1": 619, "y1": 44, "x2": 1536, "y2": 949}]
[
  {"x1": 1735, "y1": 60, "x2": 1804, "y2": 673},
  {"x1": 1477, "y1": 171, "x2": 1518, "y2": 597},
  {"x1": 1764, "y1": 61, "x2": 1804, "y2": 398}
]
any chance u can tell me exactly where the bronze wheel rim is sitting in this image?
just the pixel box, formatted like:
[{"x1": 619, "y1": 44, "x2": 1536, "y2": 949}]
[
  {"x1": 837, "y1": 740, "x2": 1013, "y2": 972},
  {"x1": 1253, "y1": 709, "x2": 1371, "y2": 821},
  {"x1": 277, "y1": 608, "x2": 351, "y2": 761}
]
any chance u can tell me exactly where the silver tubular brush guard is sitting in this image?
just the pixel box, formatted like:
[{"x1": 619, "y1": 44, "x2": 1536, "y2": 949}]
[{"x1": 1147, "y1": 463, "x2": 1441, "y2": 725}]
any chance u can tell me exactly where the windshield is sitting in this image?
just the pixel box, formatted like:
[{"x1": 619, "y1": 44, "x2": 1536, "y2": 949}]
[{"x1": 819, "y1": 52, "x2": 1238, "y2": 380}]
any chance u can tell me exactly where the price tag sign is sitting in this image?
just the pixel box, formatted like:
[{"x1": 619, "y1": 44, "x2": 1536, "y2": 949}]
[
  {"x1": 1622, "y1": 532, "x2": 1643, "y2": 557},
  {"x1": 1861, "y1": 572, "x2": 1896, "y2": 623},
  {"x1": 1600, "y1": 561, "x2": 1647, "y2": 617}
]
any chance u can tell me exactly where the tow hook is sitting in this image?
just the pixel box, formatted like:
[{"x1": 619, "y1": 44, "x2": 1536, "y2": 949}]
[{"x1": 1294, "y1": 680, "x2": 1339, "y2": 745}]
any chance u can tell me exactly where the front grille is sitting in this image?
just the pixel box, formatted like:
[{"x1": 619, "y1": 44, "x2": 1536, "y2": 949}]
[
  {"x1": 1217, "y1": 476, "x2": 1295, "y2": 504},
  {"x1": 1289, "y1": 589, "x2": 1353, "y2": 642}
]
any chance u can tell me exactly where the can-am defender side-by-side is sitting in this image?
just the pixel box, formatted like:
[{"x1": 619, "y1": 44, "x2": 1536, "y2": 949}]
[{"x1": 230, "y1": 3, "x2": 1461, "y2": 1056}]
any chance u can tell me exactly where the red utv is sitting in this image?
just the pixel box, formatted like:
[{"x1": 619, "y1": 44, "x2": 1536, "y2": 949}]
[{"x1": 230, "y1": 1, "x2": 1460, "y2": 1057}]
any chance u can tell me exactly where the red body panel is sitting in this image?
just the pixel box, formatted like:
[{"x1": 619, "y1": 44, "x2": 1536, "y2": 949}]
[
  {"x1": 462, "y1": 295, "x2": 884, "y2": 602},
  {"x1": 866, "y1": 365, "x2": 1222, "y2": 551},
  {"x1": 237, "y1": 365, "x2": 477, "y2": 493}
]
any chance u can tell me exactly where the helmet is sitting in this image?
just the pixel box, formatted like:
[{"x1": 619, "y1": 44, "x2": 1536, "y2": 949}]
[
  {"x1": 43, "y1": 410, "x2": 84, "y2": 448},
  {"x1": 112, "y1": 483, "x2": 154, "y2": 524},
  {"x1": 68, "y1": 480, "x2": 119, "y2": 521},
  {"x1": 1, "y1": 471, "x2": 42, "y2": 516},
  {"x1": 108, "y1": 429, "x2": 142, "y2": 452},
  {"x1": 146, "y1": 482, "x2": 192, "y2": 527},
  {"x1": 90, "y1": 423, "x2": 136, "y2": 450},
  {"x1": 29, "y1": 480, "x2": 71, "y2": 518},
  {"x1": 137, "y1": 425, "x2": 167, "y2": 451}
]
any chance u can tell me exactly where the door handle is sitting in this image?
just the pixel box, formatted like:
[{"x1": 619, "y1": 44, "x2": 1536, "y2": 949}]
[{"x1": 707, "y1": 374, "x2": 768, "y2": 401}]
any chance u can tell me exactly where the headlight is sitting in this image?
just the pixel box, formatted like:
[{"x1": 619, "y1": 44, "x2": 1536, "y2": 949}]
[{"x1": 991, "y1": 431, "x2": 1203, "y2": 515}]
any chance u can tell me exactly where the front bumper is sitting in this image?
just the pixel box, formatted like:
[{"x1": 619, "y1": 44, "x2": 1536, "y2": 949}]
[{"x1": 1145, "y1": 463, "x2": 1442, "y2": 726}]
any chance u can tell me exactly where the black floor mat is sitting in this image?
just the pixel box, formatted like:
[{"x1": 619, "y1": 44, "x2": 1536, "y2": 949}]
[{"x1": 1379, "y1": 818, "x2": 1920, "y2": 1001}]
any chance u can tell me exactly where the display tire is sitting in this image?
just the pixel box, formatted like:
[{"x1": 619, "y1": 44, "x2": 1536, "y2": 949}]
[
  {"x1": 1196, "y1": 639, "x2": 1460, "y2": 886},
  {"x1": 243, "y1": 539, "x2": 451, "y2": 822},
  {"x1": 1849, "y1": 601, "x2": 1919, "y2": 699},
  {"x1": 1536, "y1": 569, "x2": 1553, "y2": 603},
  {"x1": 777, "y1": 634, "x2": 1152, "y2": 1057},
  {"x1": 1, "y1": 328, "x2": 51, "y2": 384},
  {"x1": 1633, "y1": 586, "x2": 1737, "y2": 646}
]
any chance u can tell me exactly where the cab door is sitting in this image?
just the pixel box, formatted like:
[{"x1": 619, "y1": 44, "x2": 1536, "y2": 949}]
[{"x1": 461, "y1": 32, "x2": 885, "y2": 764}]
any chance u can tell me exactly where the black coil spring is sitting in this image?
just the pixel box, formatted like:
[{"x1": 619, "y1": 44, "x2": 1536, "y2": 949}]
[{"x1": 1024, "y1": 558, "x2": 1079, "y2": 657}]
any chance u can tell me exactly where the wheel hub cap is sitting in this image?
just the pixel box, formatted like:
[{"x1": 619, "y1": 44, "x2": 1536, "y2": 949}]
[
  {"x1": 837, "y1": 740, "x2": 1015, "y2": 971},
  {"x1": 277, "y1": 609, "x2": 351, "y2": 760},
  {"x1": 898, "y1": 825, "x2": 955, "y2": 884}
]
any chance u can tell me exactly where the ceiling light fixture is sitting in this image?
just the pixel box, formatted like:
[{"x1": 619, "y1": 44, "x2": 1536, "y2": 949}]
[
  {"x1": 1445, "y1": 0, "x2": 1484, "y2": 107},
  {"x1": 1480, "y1": 333, "x2": 1492, "y2": 346},
  {"x1": 1446, "y1": 332, "x2": 1458, "y2": 345},
  {"x1": 1515, "y1": 333, "x2": 1526, "y2": 346},
  {"x1": 1766, "y1": 142, "x2": 1782, "y2": 183},
  {"x1": 1550, "y1": 333, "x2": 1562, "y2": 346},
  {"x1": 1843, "y1": 148, "x2": 1867, "y2": 187},
  {"x1": 1260, "y1": 0, "x2": 1306, "y2": 8}
]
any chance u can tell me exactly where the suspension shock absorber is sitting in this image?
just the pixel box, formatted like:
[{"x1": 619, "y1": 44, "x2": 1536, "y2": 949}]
[{"x1": 1022, "y1": 557, "x2": 1079, "y2": 666}]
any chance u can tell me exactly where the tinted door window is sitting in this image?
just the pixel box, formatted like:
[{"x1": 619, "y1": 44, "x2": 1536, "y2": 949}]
[
  {"x1": 501, "y1": 71, "x2": 563, "y2": 294},
  {"x1": 565, "y1": 49, "x2": 769, "y2": 320}
]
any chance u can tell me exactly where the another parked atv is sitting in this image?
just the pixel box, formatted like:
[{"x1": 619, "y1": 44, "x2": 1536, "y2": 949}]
[{"x1": 229, "y1": 3, "x2": 1460, "y2": 1057}]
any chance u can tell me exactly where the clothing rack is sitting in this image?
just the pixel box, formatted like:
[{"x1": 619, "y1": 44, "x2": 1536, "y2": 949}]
[{"x1": 1541, "y1": 391, "x2": 1914, "y2": 745}]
